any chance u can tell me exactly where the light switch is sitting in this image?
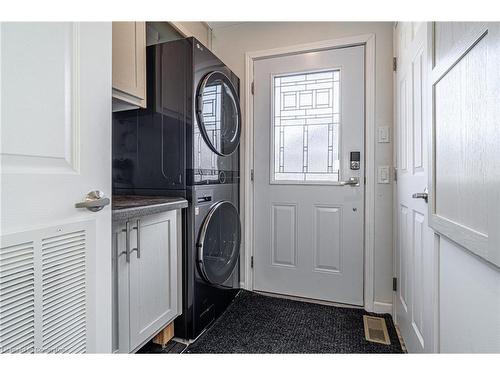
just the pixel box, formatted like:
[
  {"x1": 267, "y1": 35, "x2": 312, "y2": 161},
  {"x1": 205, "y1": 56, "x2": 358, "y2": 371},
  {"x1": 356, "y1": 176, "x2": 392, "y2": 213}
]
[
  {"x1": 378, "y1": 166, "x2": 390, "y2": 184},
  {"x1": 378, "y1": 126, "x2": 390, "y2": 143}
]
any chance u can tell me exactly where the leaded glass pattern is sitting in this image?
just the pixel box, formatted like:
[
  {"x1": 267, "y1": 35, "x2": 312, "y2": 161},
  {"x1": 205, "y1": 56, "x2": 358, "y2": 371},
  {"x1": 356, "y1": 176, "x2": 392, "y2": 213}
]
[
  {"x1": 200, "y1": 83, "x2": 222, "y2": 156},
  {"x1": 273, "y1": 70, "x2": 340, "y2": 182}
]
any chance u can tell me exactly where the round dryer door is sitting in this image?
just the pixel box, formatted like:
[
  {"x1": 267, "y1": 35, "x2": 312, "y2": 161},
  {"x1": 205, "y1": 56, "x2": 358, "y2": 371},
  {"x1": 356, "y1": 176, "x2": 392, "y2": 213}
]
[
  {"x1": 197, "y1": 201, "x2": 241, "y2": 286},
  {"x1": 196, "y1": 71, "x2": 241, "y2": 156}
]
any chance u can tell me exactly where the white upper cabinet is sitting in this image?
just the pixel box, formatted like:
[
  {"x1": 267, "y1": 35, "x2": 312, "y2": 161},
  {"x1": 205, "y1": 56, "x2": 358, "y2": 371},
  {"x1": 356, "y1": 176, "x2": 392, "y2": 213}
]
[{"x1": 112, "y1": 22, "x2": 146, "y2": 111}]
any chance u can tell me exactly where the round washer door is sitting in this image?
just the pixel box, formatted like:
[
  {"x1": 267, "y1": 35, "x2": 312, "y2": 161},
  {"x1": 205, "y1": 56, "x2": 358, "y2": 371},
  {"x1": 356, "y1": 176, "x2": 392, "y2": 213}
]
[
  {"x1": 197, "y1": 200, "x2": 241, "y2": 286},
  {"x1": 196, "y1": 71, "x2": 241, "y2": 156}
]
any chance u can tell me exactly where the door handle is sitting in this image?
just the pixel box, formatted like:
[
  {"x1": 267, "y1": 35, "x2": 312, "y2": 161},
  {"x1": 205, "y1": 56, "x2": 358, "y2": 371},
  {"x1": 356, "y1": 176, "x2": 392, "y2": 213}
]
[
  {"x1": 75, "y1": 190, "x2": 110, "y2": 212},
  {"x1": 338, "y1": 177, "x2": 359, "y2": 186},
  {"x1": 412, "y1": 191, "x2": 428, "y2": 203}
]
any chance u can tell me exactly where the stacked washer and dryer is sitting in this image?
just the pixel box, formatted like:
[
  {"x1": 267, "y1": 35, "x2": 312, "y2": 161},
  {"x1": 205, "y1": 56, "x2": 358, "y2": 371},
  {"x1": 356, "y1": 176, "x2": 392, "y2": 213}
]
[{"x1": 112, "y1": 37, "x2": 241, "y2": 340}]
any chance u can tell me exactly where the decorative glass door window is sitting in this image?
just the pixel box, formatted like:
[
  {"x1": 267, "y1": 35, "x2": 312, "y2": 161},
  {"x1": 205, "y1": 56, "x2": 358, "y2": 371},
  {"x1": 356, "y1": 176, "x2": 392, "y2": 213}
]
[
  {"x1": 194, "y1": 83, "x2": 220, "y2": 180},
  {"x1": 272, "y1": 70, "x2": 340, "y2": 183}
]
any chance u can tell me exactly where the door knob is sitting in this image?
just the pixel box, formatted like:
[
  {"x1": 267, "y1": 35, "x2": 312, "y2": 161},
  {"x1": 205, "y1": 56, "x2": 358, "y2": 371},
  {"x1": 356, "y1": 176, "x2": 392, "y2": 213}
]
[
  {"x1": 412, "y1": 189, "x2": 428, "y2": 203},
  {"x1": 75, "y1": 190, "x2": 110, "y2": 212},
  {"x1": 339, "y1": 177, "x2": 359, "y2": 186}
]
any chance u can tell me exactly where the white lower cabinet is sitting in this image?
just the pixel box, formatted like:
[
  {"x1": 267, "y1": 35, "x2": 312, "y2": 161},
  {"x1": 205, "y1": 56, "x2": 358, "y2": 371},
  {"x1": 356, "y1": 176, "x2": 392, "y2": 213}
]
[{"x1": 112, "y1": 210, "x2": 181, "y2": 353}]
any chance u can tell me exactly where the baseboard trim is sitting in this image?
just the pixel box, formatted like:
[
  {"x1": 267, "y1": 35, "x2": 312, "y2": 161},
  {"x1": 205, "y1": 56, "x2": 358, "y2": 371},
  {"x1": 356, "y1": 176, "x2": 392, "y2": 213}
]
[{"x1": 373, "y1": 301, "x2": 393, "y2": 315}]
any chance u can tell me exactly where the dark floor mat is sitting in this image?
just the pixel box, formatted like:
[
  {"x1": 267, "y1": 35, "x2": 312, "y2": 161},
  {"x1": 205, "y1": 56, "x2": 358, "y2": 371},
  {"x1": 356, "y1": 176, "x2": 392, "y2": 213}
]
[
  {"x1": 186, "y1": 290, "x2": 404, "y2": 354},
  {"x1": 138, "y1": 340, "x2": 187, "y2": 354}
]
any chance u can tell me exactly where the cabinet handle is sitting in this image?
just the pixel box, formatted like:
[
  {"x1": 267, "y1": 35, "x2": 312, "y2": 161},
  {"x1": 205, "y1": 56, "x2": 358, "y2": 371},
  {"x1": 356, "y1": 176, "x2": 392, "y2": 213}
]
[
  {"x1": 131, "y1": 219, "x2": 141, "y2": 259},
  {"x1": 119, "y1": 221, "x2": 131, "y2": 262}
]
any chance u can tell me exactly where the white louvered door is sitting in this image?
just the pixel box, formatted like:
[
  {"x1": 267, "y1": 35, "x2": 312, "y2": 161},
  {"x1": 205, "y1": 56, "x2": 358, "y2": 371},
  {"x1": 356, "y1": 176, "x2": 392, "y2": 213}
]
[{"x1": 0, "y1": 23, "x2": 112, "y2": 353}]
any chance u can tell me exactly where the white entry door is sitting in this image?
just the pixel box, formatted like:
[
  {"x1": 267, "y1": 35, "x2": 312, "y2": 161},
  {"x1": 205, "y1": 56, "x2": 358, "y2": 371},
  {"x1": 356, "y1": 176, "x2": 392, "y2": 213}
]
[
  {"x1": 0, "y1": 23, "x2": 112, "y2": 353},
  {"x1": 394, "y1": 22, "x2": 435, "y2": 353},
  {"x1": 253, "y1": 46, "x2": 365, "y2": 305}
]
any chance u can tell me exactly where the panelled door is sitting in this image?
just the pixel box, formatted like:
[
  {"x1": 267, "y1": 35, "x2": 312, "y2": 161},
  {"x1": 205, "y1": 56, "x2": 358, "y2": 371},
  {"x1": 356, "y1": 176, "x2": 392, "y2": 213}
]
[
  {"x1": 128, "y1": 213, "x2": 178, "y2": 351},
  {"x1": 430, "y1": 23, "x2": 500, "y2": 269},
  {"x1": 394, "y1": 22, "x2": 435, "y2": 353},
  {"x1": 253, "y1": 46, "x2": 365, "y2": 305},
  {"x1": 0, "y1": 23, "x2": 112, "y2": 353}
]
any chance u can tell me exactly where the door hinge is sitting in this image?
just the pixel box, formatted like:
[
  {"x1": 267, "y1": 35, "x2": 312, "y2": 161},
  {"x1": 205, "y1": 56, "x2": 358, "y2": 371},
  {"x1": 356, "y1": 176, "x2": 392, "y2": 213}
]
[
  {"x1": 251, "y1": 256, "x2": 254, "y2": 268},
  {"x1": 393, "y1": 277, "x2": 398, "y2": 292},
  {"x1": 251, "y1": 81, "x2": 255, "y2": 95},
  {"x1": 393, "y1": 167, "x2": 398, "y2": 183},
  {"x1": 250, "y1": 169, "x2": 254, "y2": 182},
  {"x1": 393, "y1": 57, "x2": 397, "y2": 72}
]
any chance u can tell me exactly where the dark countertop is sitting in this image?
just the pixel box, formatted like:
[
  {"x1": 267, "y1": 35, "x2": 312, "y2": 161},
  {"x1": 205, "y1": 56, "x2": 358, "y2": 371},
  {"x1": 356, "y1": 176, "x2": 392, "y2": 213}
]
[{"x1": 112, "y1": 195, "x2": 188, "y2": 221}]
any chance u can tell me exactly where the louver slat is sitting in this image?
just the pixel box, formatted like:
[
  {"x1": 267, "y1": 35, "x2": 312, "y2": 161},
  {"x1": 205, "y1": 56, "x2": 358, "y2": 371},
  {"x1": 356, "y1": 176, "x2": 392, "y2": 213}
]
[
  {"x1": 41, "y1": 230, "x2": 86, "y2": 353},
  {"x1": 43, "y1": 284, "x2": 85, "y2": 312},
  {"x1": 0, "y1": 243, "x2": 35, "y2": 353},
  {"x1": 43, "y1": 317, "x2": 85, "y2": 347}
]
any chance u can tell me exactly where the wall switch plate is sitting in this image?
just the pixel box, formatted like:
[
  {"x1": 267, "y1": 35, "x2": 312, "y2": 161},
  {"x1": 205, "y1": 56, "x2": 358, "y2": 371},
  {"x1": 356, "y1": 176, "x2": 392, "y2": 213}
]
[
  {"x1": 378, "y1": 166, "x2": 390, "y2": 184},
  {"x1": 378, "y1": 126, "x2": 390, "y2": 143}
]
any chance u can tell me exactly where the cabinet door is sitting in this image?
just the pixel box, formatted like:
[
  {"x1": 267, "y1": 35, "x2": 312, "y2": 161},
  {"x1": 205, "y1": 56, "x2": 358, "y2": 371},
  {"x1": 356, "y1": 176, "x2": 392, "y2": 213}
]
[
  {"x1": 112, "y1": 221, "x2": 131, "y2": 353},
  {"x1": 128, "y1": 211, "x2": 178, "y2": 351},
  {"x1": 112, "y1": 22, "x2": 146, "y2": 108}
]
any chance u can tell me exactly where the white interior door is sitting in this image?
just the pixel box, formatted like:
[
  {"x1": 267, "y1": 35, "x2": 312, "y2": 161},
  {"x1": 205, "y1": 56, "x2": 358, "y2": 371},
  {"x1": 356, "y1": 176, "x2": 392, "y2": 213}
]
[
  {"x1": 253, "y1": 46, "x2": 365, "y2": 305},
  {"x1": 0, "y1": 23, "x2": 112, "y2": 353},
  {"x1": 394, "y1": 22, "x2": 435, "y2": 353}
]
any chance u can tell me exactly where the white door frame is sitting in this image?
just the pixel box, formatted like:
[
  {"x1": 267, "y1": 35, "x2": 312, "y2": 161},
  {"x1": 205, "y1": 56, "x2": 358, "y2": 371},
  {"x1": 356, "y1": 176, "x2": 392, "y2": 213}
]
[
  {"x1": 392, "y1": 23, "x2": 399, "y2": 321},
  {"x1": 243, "y1": 33, "x2": 377, "y2": 311}
]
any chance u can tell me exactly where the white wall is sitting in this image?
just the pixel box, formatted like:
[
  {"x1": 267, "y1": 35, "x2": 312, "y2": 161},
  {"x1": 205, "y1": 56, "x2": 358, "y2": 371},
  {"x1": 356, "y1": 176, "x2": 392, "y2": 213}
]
[
  {"x1": 439, "y1": 237, "x2": 500, "y2": 353},
  {"x1": 211, "y1": 22, "x2": 394, "y2": 307}
]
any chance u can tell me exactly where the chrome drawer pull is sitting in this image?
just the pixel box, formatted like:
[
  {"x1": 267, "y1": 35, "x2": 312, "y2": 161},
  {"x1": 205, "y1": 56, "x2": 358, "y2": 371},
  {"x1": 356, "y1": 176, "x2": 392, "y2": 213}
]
[{"x1": 131, "y1": 219, "x2": 141, "y2": 259}]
